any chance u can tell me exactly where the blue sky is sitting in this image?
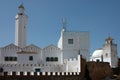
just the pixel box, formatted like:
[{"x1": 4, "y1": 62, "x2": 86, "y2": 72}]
[{"x1": 0, "y1": 0, "x2": 120, "y2": 56}]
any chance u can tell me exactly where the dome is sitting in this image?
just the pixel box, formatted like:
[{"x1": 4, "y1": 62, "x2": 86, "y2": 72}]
[{"x1": 92, "y1": 49, "x2": 103, "y2": 58}]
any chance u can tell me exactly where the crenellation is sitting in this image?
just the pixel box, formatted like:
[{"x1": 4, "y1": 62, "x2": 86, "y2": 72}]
[
  {"x1": 24, "y1": 72, "x2": 27, "y2": 75},
  {"x1": 64, "y1": 58, "x2": 77, "y2": 62},
  {"x1": 42, "y1": 72, "x2": 46, "y2": 75},
  {"x1": 62, "y1": 72, "x2": 64, "y2": 75},
  {"x1": 9, "y1": 71, "x2": 12, "y2": 75},
  {"x1": 16, "y1": 71, "x2": 20, "y2": 75},
  {"x1": 0, "y1": 71, "x2": 80, "y2": 76},
  {"x1": 56, "y1": 72, "x2": 59, "y2": 75},
  {"x1": 30, "y1": 72, "x2": 34, "y2": 75},
  {"x1": 36, "y1": 72, "x2": 40, "y2": 75}
]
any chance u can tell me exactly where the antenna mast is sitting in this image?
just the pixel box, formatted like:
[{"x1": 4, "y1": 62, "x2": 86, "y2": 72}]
[{"x1": 62, "y1": 18, "x2": 67, "y2": 31}]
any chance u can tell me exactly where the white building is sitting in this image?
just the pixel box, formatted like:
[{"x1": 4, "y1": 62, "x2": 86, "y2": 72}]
[
  {"x1": 91, "y1": 37, "x2": 118, "y2": 68},
  {"x1": 58, "y1": 28, "x2": 90, "y2": 61},
  {"x1": 0, "y1": 4, "x2": 90, "y2": 73}
]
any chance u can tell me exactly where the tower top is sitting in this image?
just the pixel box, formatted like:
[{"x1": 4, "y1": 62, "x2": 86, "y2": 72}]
[
  {"x1": 105, "y1": 36, "x2": 114, "y2": 44},
  {"x1": 19, "y1": 4, "x2": 25, "y2": 9},
  {"x1": 18, "y1": 4, "x2": 25, "y2": 14}
]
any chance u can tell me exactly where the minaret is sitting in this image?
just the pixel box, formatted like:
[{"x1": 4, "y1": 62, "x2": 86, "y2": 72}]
[
  {"x1": 105, "y1": 37, "x2": 113, "y2": 44},
  {"x1": 15, "y1": 4, "x2": 28, "y2": 48},
  {"x1": 104, "y1": 37, "x2": 118, "y2": 67}
]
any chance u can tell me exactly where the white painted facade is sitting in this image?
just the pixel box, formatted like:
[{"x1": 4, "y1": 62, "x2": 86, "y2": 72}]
[
  {"x1": 0, "y1": 4, "x2": 118, "y2": 74},
  {"x1": 0, "y1": 4, "x2": 89, "y2": 73},
  {"x1": 58, "y1": 29, "x2": 90, "y2": 61},
  {"x1": 42, "y1": 45, "x2": 63, "y2": 64},
  {"x1": 91, "y1": 37, "x2": 118, "y2": 68}
]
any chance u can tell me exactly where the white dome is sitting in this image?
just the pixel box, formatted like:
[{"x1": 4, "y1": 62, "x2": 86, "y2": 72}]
[{"x1": 92, "y1": 49, "x2": 103, "y2": 58}]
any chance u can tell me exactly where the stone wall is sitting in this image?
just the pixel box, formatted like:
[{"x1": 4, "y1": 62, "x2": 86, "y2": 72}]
[{"x1": 86, "y1": 61, "x2": 112, "y2": 80}]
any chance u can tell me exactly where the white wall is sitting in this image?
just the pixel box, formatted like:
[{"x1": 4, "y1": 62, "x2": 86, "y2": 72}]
[
  {"x1": 17, "y1": 53, "x2": 38, "y2": 64},
  {"x1": 22, "y1": 44, "x2": 42, "y2": 63},
  {"x1": 0, "y1": 43, "x2": 81, "y2": 72},
  {"x1": 64, "y1": 55, "x2": 81, "y2": 72},
  {"x1": 111, "y1": 44, "x2": 118, "y2": 67},
  {"x1": 42, "y1": 45, "x2": 63, "y2": 64},
  {"x1": 58, "y1": 31, "x2": 90, "y2": 60},
  {"x1": 1, "y1": 44, "x2": 20, "y2": 64}
]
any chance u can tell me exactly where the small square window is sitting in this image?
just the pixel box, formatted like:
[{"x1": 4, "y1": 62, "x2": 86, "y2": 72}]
[
  {"x1": 55, "y1": 57, "x2": 58, "y2": 61},
  {"x1": 13, "y1": 57, "x2": 17, "y2": 61},
  {"x1": 68, "y1": 39, "x2": 73, "y2": 44},
  {"x1": 29, "y1": 56, "x2": 33, "y2": 61},
  {"x1": 5, "y1": 57, "x2": 9, "y2": 61}
]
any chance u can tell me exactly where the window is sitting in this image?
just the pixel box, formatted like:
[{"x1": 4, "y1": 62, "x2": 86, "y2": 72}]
[
  {"x1": 106, "y1": 53, "x2": 108, "y2": 57},
  {"x1": 13, "y1": 57, "x2": 17, "y2": 61},
  {"x1": 35, "y1": 68, "x2": 41, "y2": 72},
  {"x1": 55, "y1": 57, "x2": 58, "y2": 61},
  {"x1": 46, "y1": 57, "x2": 58, "y2": 62},
  {"x1": 10, "y1": 57, "x2": 13, "y2": 61},
  {"x1": 51, "y1": 57, "x2": 54, "y2": 61},
  {"x1": 46, "y1": 57, "x2": 50, "y2": 61},
  {"x1": 4, "y1": 57, "x2": 17, "y2": 61},
  {"x1": 68, "y1": 39, "x2": 73, "y2": 44},
  {"x1": 5, "y1": 57, "x2": 9, "y2": 61},
  {"x1": 29, "y1": 56, "x2": 33, "y2": 61}
]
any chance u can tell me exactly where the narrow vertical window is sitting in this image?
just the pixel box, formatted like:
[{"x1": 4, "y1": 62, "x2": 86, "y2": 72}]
[
  {"x1": 106, "y1": 53, "x2": 108, "y2": 57},
  {"x1": 51, "y1": 57, "x2": 54, "y2": 61},
  {"x1": 10, "y1": 57, "x2": 13, "y2": 61}
]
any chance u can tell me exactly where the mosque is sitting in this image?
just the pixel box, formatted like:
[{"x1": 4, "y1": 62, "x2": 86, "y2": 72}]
[
  {"x1": 0, "y1": 4, "x2": 89, "y2": 73},
  {"x1": 0, "y1": 4, "x2": 118, "y2": 74},
  {"x1": 91, "y1": 37, "x2": 118, "y2": 68}
]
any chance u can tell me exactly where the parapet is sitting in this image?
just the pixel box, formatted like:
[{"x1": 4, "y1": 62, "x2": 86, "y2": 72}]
[
  {"x1": 64, "y1": 58, "x2": 77, "y2": 61},
  {"x1": 1, "y1": 71, "x2": 80, "y2": 76}
]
